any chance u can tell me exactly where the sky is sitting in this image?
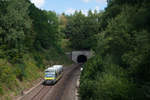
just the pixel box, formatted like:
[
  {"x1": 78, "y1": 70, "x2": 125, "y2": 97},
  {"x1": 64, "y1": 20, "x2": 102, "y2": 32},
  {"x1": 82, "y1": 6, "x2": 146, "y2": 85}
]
[{"x1": 30, "y1": 0, "x2": 107, "y2": 15}]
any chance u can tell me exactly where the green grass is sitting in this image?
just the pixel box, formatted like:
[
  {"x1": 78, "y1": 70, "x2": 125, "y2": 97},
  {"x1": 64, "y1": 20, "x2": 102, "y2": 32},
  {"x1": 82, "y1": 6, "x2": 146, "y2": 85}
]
[
  {"x1": 0, "y1": 48, "x2": 72, "y2": 100},
  {"x1": 61, "y1": 39, "x2": 73, "y2": 52}
]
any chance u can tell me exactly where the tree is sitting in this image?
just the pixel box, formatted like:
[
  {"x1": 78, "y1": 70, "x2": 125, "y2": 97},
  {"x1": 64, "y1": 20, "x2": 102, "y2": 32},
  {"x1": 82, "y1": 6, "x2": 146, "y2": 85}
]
[
  {"x1": 0, "y1": 0, "x2": 32, "y2": 62},
  {"x1": 65, "y1": 10, "x2": 100, "y2": 50},
  {"x1": 80, "y1": 0, "x2": 150, "y2": 100},
  {"x1": 29, "y1": 4, "x2": 60, "y2": 50}
]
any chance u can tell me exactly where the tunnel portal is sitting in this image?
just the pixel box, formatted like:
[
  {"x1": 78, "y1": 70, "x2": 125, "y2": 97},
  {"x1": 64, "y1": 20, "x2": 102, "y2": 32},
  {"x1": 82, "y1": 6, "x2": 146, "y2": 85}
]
[
  {"x1": 77, "y1": 55, "x2": 87, "y2": 63},
  {"x1": 70, "y1": 51, "x2": 93, "y2": 63}
]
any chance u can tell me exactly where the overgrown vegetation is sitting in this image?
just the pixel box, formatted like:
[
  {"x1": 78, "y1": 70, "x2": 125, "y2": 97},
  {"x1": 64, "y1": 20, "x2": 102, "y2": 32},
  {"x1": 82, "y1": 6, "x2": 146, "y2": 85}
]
[
  {"x1": 59, "y1": 0, "x2": 150, "y2": 100},
  {"x1": 79, "y1": 0, "x2": 150, "y2": 100},
  {"x1": 63, "y1": 10, "x2": 100, "y2": 50},
  {"x1": 0, "y1": 0, "x2": 71, "y2": 99},
  {"x1": 1, "y1": 0, "x2": 150, "y2": 99}
]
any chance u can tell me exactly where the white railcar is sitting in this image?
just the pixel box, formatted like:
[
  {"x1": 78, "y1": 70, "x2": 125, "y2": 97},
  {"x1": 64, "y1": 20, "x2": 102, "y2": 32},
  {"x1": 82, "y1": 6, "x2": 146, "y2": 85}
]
[{"x1": 44, "y1": 65, "x2": 63, "y2": 85}]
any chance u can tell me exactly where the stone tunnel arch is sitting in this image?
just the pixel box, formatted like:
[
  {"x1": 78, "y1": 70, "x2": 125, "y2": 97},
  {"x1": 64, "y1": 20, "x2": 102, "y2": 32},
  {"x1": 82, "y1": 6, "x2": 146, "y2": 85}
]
[
  {"x1": 77, "y1": 55, "x2": 87, "y2": 63},
  {"x1": 66, "y1": 51, "x2": 93, "y2": 63}
]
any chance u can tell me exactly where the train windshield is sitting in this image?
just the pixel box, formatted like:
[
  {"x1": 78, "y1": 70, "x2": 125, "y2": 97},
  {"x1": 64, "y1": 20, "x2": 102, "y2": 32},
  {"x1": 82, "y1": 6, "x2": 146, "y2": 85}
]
[
  {"x1": 45, "y1": 74, "x2": 55, "y2": 77},
  {"x1": 45, "y1": 70, "x2": 55, "y2": 73},
  {"x1": 45, "y1": 71, "x2": 55, "y2": 77}
]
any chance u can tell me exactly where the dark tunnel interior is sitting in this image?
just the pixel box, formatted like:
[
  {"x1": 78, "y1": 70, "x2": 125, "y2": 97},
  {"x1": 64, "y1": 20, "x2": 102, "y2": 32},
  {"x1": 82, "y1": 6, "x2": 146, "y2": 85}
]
[{"x1": 77, "y1": 55, "x2": 87, "y2": 63}]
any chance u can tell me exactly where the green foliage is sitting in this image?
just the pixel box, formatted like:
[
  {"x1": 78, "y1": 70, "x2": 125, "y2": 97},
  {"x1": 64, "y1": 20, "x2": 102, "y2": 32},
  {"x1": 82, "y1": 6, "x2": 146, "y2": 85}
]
[
  {"x1": 80, "y1": 0, "x2": 150, "y2": 100},
  {"x1": 64, "y1": 10, "x2": 100, "y2": 50},
  {"x1": 95, "y1": 72, "x2": 132, "y2": 100},
  {"x1": 81, "y1": 56, "x2": 102, "y2": 80},
  {"x1": 0, "y1": 85, "x2": 3, "y2": 95},
  {"x1": 33, "y1": 53, "x2": 44, "y2": 68},
  {"x1": 0, "y1": 0, "x2": 64, "y2": 63},
  {"x1": 0, "y1": 0, "x2": 31, "y2": 63},
  {"x1": 41, "y1": 47, "x2": 72, "y2": 66},
  {"x1": 80, "y1": 56, "x2": 133, "y2": 100},
  {"x1": 0, "y1": 65, "x2": 17, "y2": 89},
  {"x1": 80, "y1": 79, "x2": 96, "y2": 100},
  {"x1": 0, "y1": 0, "x2": 72, "y2": 99},
  {"x1": 29, "y1": 5, "x2": 60, "y2": 50},
  {"x1": 14, "y1": 63, "x2": 26, "y2": 81},
  {"x1": 80, "y1": 56, "x2": 102, "y2": 100}
]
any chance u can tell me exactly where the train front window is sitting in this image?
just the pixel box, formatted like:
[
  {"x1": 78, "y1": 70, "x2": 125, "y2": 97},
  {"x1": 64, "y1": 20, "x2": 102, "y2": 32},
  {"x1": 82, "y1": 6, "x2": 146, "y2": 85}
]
[
  {"x1": 49, "y1": 74, "x2": 55, "y2": 77},
  {"x1": 45, "y1": 73, "x2": 55, "y2": 77},
  {"x1": 45, "y1": 71, "x2": 54, "y2": 74}
]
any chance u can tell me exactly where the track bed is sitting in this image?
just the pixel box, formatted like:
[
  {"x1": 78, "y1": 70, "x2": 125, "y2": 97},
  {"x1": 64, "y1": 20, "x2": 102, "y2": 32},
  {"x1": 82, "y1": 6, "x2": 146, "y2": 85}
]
[{"x1": 21, "y1": 64, "x2": 80, "y2": 100}]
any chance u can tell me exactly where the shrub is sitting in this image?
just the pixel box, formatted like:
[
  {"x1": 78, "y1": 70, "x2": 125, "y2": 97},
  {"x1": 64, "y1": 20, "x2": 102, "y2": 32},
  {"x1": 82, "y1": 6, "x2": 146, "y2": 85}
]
[
  {"x1": 33, "y1": 53, "x2": 43, "y2": 68},
  {"x1": 0, "y1": 65, "x2": 17, "y2": 89},
  {"x1": 0, "y1": 85, "x2": 3, "y2": 95},
  {"x1": 95, "y1": 70, "x2": 132, "y2": 100},
  {"x1": 80, "y1": 56, "x2": 134, "y2": 100},
  {"x1": 80, "y1": 79, "x2": 96, "y2": 100},
  {"x1": 14, "y1": 63, "x2": 26, "y2": 81},
  {"x1": 80, "y1": 56, "x2": 102, "y2": 80}
]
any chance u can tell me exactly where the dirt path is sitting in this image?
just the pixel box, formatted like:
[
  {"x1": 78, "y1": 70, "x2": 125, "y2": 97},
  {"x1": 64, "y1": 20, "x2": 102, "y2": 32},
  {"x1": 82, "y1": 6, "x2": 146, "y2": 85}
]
[{"x1": 20, "y1": 64, "x2": 81, "y2": 100}]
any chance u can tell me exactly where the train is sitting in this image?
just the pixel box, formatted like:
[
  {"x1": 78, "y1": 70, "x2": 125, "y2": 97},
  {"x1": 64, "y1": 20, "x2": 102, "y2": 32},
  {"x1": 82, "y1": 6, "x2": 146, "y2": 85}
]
[{"x1": 44, "y1": 65, "x2": 63, "y2": 85}]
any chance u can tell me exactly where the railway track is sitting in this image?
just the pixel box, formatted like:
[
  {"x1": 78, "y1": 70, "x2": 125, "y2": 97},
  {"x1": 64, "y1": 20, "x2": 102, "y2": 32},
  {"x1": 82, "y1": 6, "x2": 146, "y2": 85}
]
[
  {"x1": 21, "y1": 83, "x2": 53, "y2": 100},
  {"x1": 21, "y1": 64, "x2": 81, "y2": 100},
  {"x1": 31, "y1": 85, "x2": 52, "y2": 100}
]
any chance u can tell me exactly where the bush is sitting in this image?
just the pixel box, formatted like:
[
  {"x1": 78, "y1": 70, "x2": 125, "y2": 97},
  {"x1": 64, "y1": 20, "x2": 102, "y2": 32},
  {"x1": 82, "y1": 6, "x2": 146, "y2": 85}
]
[
  {"x1": 14, "y1": 63, "x2": 26, "y2": 81},
  {"x1": 33, "y1": 53, "x2": 43, "y2": 68},
  {"x1": 79, "y1": 56, "x2": 134, "y2": 100},
  {"x1": 0, "y1": 65, "x2": 17, "y2": 89},
  {"x1": 95, "y1": 69, "x2": 132, "y2": 100},
  {"x1": 0, "y1": 85, "x2": 3, "y2": 95},
  {"x1": 80, "y1": 79, "x2": 96, "y2": 100},
  {"x1": 80, "y1": 56, "x2": 102, "y2": 80},
  {"x1": 79, "y1": 56, "x2": 102, "y2": 100}
]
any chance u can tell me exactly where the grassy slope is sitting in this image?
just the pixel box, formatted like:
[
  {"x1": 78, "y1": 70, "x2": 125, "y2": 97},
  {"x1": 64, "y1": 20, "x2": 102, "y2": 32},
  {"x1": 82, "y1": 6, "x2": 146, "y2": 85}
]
[{"x1": 0, "y1": 48, "x2": 72, "y2": 100}]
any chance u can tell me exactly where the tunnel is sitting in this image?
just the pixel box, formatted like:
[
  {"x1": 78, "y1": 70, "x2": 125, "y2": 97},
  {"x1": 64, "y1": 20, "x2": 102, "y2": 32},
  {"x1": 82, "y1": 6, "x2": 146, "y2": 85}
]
[{"x1": 77, "y1": 55, "x2": 87, "y2": 63}]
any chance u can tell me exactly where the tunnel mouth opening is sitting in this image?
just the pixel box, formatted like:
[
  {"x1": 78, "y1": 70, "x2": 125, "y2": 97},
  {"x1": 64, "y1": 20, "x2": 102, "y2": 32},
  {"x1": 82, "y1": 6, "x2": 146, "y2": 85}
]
[{"x1": 77, "y1": 55, "x2": 87, "y2": 63}]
